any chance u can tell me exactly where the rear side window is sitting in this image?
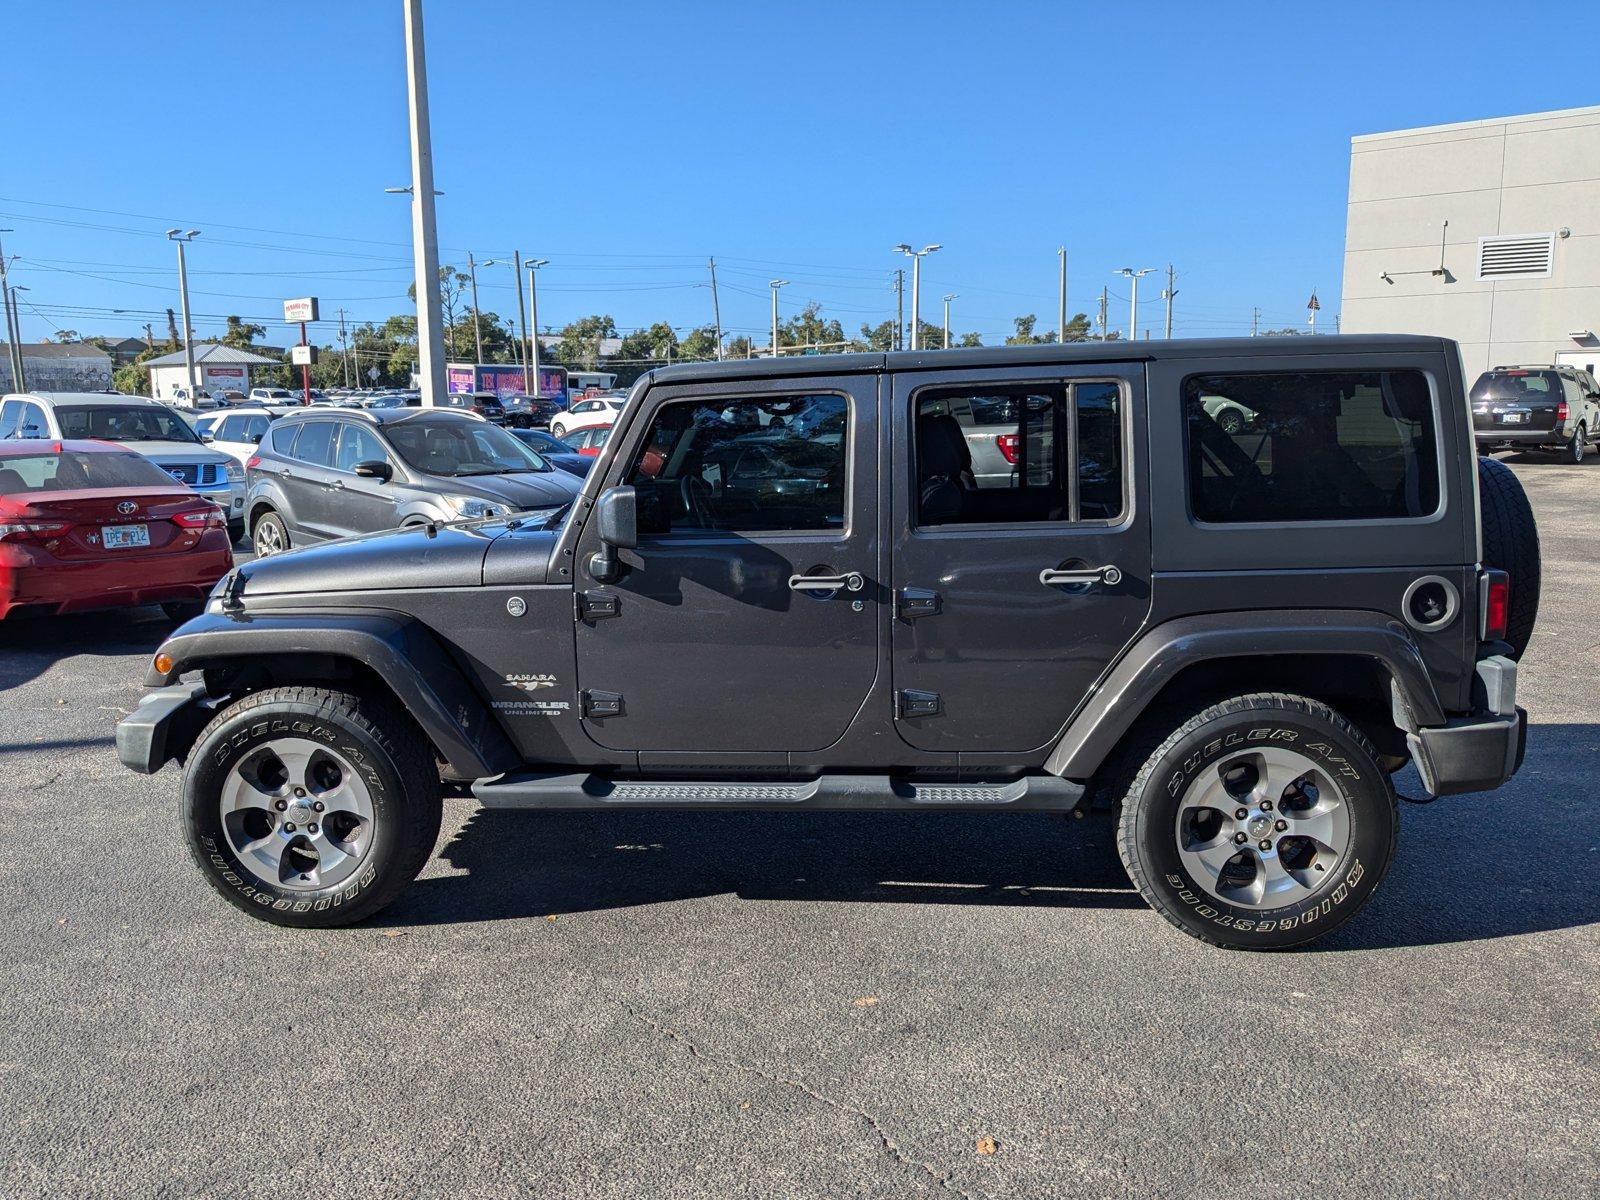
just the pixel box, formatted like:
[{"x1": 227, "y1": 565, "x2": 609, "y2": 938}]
[
  {"x1": 291, "y1": 421, "x2": 338, "y2": 467},
  {"x1": 914, "y1": 381, "x2": 1125, "y2": 526},
  {"x1": 1185, "y1": 370, "x2": 1438, "y2": 524},
  {"x1": 266, "y1": 423, "x2": 296, "y2": 453}
]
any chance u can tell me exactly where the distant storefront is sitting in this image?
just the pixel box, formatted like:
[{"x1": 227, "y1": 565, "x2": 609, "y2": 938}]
[{"x1": 144, "y1": 343, "x2": 283, "y2": 401}]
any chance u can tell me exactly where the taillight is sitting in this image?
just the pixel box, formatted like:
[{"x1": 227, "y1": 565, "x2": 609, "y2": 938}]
[
  {"x1": 245, "y1": 455, "x2": 262, "y2": 469},
  {"x1": 0, "y1": 520, "x2": 71, "y2": 543},
  {"x1": 1556, "y1": 399, "x2": 1569, "y2": 423},
  {"x1": 995, "y1": 433, "x2": 1020, "y2": 464},
  {"x1": 172, "y1": 509, "x2": 223, "y2": 530},
  {"x1": 1481, "y1": 569, "x2": 1510, "y2": 642}
]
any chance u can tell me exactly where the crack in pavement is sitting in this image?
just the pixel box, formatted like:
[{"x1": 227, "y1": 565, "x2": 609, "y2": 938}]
[{"x1": 617, "y1": 999, "x2": 983, "y2": 1200}]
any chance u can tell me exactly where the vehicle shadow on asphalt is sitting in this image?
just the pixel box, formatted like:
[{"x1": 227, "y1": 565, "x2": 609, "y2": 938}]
[
  {"x1": 387, "y1": 809, "x2": 1143, "y2": 925},
  {"x1": 0, "y1": 608, "x2": 176, "y2": 695}
]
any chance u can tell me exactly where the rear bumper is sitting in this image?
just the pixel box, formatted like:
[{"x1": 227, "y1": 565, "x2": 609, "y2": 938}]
[
  {"x1": 115, "y1": 682, "x2": 211, "y2": 773},
  {"x1": 0, "y1": 542, "x2": 233, "y2": 619},
  {"x1": 1474, "y1": 428, "x2": 1565, "y2": 447},
  {"x1": 1403, "y1": 654, "x2": 1525, "y2": 796}
]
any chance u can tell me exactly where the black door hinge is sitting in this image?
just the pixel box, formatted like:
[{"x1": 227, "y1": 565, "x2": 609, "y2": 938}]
[
  {"x1": 896, "y1": 689, "x2": 941, "y2": 718},
  {"x1": 581, "y1": 690, "x2": 624, "y2": 718},
  {"x1": 896, "y1": 587, "x2": 941, "y2": 620},
  {"x1": 575, "y1": 591, "x2": 620, "y2": 621}
]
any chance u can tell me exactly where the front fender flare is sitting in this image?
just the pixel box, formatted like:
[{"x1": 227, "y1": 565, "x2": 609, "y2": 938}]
[
  {"x1": 144, "y1": 608, "x2": 520, "y2": 780},
  {"x1": 1045, "y1": 609, "x2": 1446, "y2": 780}
]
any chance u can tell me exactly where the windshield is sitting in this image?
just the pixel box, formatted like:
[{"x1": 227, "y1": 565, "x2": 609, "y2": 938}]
[
  {"x1": 0, "y1": 450, "x2": 185, "y2": 493},
  {"x1": 55, "y1": 405, "x2": 200, "y2": 443},
  {"x1": 385, "y1": 419, "x2": 551, "y2": 477}
]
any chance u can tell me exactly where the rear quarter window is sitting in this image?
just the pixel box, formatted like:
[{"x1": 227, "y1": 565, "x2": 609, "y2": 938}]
[{"x1": 1184, "y1": 370, "x2": 1439, "y2": 524}]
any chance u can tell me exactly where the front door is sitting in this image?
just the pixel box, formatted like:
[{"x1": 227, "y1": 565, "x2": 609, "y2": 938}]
[
  {"x1": 889, "y1": 365, "x2": 1151, "y2": 753},
  {"x1": 573, "y1": 376, "x2": 878, "y2": 753},
  {"x1": 328, "y1": 421, "x2": 399, "y2": 538}
]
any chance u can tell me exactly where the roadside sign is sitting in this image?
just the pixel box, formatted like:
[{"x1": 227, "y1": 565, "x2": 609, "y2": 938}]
[
  {"x1": 290, "y1": 344, "x2": 318, "y2": 366},
  {"x1": 367, "y1": 366, "x2": 380, "y2": 381},
  {"x1": 284, "y1": 297, "x2": 320, "y2": 323}
]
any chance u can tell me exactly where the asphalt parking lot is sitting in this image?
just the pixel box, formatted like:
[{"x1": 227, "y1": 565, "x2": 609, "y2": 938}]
[{"x1": 2, "y1": 457, "x2": 1597, "y2": 1199}]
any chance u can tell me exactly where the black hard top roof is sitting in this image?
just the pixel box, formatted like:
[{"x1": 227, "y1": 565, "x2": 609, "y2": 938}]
[{"x1": 646, "y1": 334, "x2": 1451, "y2": 387}]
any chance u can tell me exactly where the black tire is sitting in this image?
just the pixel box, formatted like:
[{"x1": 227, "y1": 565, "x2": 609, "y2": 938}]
[
  {"x1": 1476, "y1": 455, "x2": 1540, "y2": 659},
  {"x1": 181, "y1": 686, "x2": 442, "y2": 927},
  {"x1": 1115, "y1": 693, "x2": 1397, "y2": 950},
  {"x1": 1566, "y1": 425, "x2": 1587, "y2": 465},
  {"x1": 1216, "y1": 407, "x2": 1245, "y2": 434},
  {"x1": 227, "y1": 520, "x2": 245, "y2": 544},
  {"x1": 161, "y1": 600, "x2": 205, "y2": 623},
  {"x1": 251, "y1": 510, "x2": 290, "y2": 557}
]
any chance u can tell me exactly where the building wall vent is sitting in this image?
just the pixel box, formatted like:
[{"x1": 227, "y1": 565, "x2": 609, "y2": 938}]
[{"x1": 1478, "y1": 234, "x2": 1554, "y2": 280}]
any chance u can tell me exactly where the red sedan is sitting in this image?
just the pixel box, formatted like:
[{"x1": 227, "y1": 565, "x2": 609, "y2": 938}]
[
  {"x1": 560, "y1": 424, "x2": 613, "y2": 458},
  {"x1": 0, "y1": 440, "x2": 234, "y2": 622}
]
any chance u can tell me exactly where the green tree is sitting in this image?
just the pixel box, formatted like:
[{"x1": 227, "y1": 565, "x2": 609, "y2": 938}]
[
  {"x1": 678, "y1": 325, "x2": 721, "y2": 361},
  {"x1": 1063, "y1": 312, "x2": 1092, "y2": 342},
  {"x1": 221, "y1": 315, "x2": 267, "y2": 350},
  {"x1": 1006, "y1": 314, "x2": 1054, "y2": 345},
  {"x1": 112, "y1": 345, "x2": 164, "y2": 396},
  {"x1": 859, "y1": 319, "x2": 897, "y2": 351},
  {"x1": 958, "y1": 332, "x2": 984, "y2": 348},
  {"x1": 779, "y1": 303, "x2": 848, "y2": 354},
  {"x1": 548, "y1": 315, "x2": 618, "y2": 371}
]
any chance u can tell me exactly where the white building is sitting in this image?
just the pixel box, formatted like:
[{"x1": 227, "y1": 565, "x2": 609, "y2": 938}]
[
  {"x1": 1340, "y1": 104, "x2": 1600, "y2": 381},
  {"x1": 145, "y1": 343, "x2": 282, "y2": 402}
]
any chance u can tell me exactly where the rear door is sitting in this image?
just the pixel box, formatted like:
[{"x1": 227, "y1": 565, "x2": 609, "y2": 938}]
[
  {"x1": 573, "y1": 375, "x2": 878, "y2": 753},
  {"x1": 889, "y1": 364, "x2": 1151, "y2": 753},
  {"x1": 280, "y1": 419, "x2": 341, "y2": 541}
]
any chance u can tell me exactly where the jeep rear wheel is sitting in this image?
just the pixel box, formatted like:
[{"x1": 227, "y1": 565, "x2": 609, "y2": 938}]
[
  {"x1": 181, "y1": 686, "x2": 442, "y2": 927},
  {"x1": 1115, "y1": 693, "x2": 1397, "y2": 950}
]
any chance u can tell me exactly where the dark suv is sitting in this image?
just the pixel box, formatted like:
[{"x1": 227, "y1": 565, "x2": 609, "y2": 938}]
[
  {"x1": 244, "y1": 408, "x2": 580, "y2": 555},
  {"x1": 1471, "y1": 364, "x2": 1600, "y2": 463},
  {"x1": 118, "y1": 336, "x2": 1536, "y2": 950}
]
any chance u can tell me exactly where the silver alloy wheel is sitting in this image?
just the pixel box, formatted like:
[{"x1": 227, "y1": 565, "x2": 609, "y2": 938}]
[
  {"x1": 253, "y1": 518, "x2": 284, "y2": 557},
  {"x1": 218, "y1": 738, "x2": 376, "y2": 891},
  {"x1": 1174, "y1": 746, "x2": 1351, "y2": 909}
]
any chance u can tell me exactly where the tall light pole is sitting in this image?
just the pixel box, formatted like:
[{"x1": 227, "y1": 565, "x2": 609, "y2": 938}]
[
  {"x1": 6, "y1": 285, "x2": 29, "y2": 391},
  {"x1": 942, "y1": 293, "x2": 957, "y2": 349},
  {"x1": 1118, "y1": 267, "x2": 1154, "y2": 341},
  {"x1": 1057, "y1": 246, "x2": 1068, "y2": 343},
  {"x1": 166, "y1": 229, "x2": 201, "y2": 398},
  {"x1": 526, "y1": 258, "x2": 548, "y2": 393},
  {"x1": 467, "y1": 252, "x2": 484, "y2": 363},
  {"x1": 0, "y1": 229, "x2": 22, "y2": 388},
  {"x1": 895, "y1": 243, "x2": 941, "y2": 350},
  {"x1": 401, "y1": 0, "x2": 445, "y2": 405},
  {"x1": 769, "y1": 279, "x2": 788, "y2": 359}
]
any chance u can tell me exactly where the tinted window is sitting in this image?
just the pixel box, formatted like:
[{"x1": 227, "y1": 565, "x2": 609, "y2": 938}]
[
  {"x1": 335, "y1": 423, "x2": 389, "y2": 472},
  {"x1": 1471, "y1": 370, "x2": 1558, "y2": 401},
  {"x1": 0, "y1": 450, "x2": 181, "y2": 493},
  {"x1": 0, "y1": 400, "x2": 23, "y2": 438},
  {"x1": 240, "y1": 415, "x2": 270, "y2": 442},
  {"x1": 385, "y1": 419, "x2": 547, "y2": 477},
  {"x1": 914, "y1": 382, "x2": 1124, "y2": 525},
  {"x1": 628, "y1": 394, "x2": 848, "y2": 534},
  {"x1": 292, "y1": 421, "x2": 338, "y2": 467},
  {"x1": 266, "y1": 423, "x2": 297, "y2": 453},
  {"x1": 55, "y1": 405, "x2": 198, "y2": 443},
  {"x1": 1185, "y1": 370, "x2": 1438, "y2": 524}
]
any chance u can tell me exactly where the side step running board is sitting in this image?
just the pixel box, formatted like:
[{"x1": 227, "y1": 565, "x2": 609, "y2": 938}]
[{"x1": 472, "y1": 772, "x2": 1084, "y2": 812}]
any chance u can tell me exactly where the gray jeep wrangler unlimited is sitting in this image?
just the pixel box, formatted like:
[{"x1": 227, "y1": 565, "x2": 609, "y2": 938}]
[{"x1": 117, "y1": 335, "x2": 1536, "y2": 949}]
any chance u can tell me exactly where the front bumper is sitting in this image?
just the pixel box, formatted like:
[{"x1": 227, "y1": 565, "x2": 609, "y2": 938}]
[
  {"x1": 193, "y1": 480, "x2": 247, "y2": 524},
  {"x1": 1403, "y1": 655, "x2": 1526, "y2": 796},
  {"x1": 115, "y1": 682, "x2": 211, "y2": 773}
]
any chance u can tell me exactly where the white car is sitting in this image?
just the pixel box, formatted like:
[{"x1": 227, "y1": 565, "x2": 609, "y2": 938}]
[
  {"x1": 193, "y1": 407, "x2": 293, "y2": 466},
  {"x1": 0, "y1": 391, "x2": 247, "y2": 539},
  {"x1": 549, "y1": 395, "x2": 625, "y2": 439},
  {"x1": 249, "y1": 387, "x2": 298, "y2": 405}
]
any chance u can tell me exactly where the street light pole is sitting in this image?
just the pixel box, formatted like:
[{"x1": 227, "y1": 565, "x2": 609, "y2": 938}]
[
  {"x1": 166, "y1": 229, "x2": 201, "y2": 399},
  {"x1": 402, "y1": 0, "x2": 446, "y2": 406},
  {"x1": 1118, "y1": 267, "x2": 1154, "y2": 341},
  {"x1": 526, "y1": 258, "x2": 548, "y2": 394},
  {"x1": 0, "y1": 229, "x2": 23, "y2": 388},
  {"x1": 769, "y1": 279, "x2": 788, "y2": 358},
  {"x1": 895, "y1": 243, "x2": 941, "y2": 350},
  {"x1": 6, "y1": 285, "x2": 29, "y2": 390},
  {"x1": 512, "y1": 249, "x2": 530, "y2": 392},
  {"x1": 467, "y1": 252, "x2": 484, "y2": 363},
  {"x1": 942, "y1": 293, "x2": 956, "y2": 349}
]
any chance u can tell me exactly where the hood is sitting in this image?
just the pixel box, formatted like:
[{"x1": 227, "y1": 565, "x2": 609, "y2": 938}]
[
  {"x1": 115, "y1": 440, "x2": 234, "y2": 466},
  {"x1": 446, "y1": 469, "x2": 582, "y2": 510},
  {"x1": 241, "y1": 520, "x2": 504, "y2": 597}
]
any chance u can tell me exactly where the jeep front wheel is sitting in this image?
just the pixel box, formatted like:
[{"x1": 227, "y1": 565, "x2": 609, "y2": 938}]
[
  {"x1": 1115, "y1": 693, "x2": 1397, "y2": 950},
  {"x1": 181, "y1": 686, "x2": 442, "y2": 927}
]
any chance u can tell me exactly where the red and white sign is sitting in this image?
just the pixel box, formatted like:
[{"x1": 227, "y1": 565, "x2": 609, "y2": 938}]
[{"x1": 283, "y1": 297, "x2": 320, "y2": 323}]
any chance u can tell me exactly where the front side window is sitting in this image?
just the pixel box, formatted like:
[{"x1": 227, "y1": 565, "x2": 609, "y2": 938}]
[
  {"x1": 627, "y1": 394, "x2": 848, "y2": 534},
  {"x1": 335, "y1": 423, "x2": 389, "y2": 472},
  {"x1": 914, "y1": 381, "x2": 1124, "y2": 526},
  {"x1": 55, "y1": 405, "x2": 198, "y2": 444},
  {"x1": 1185, "y1": 370, "x2": 1438, "y2": 524}
]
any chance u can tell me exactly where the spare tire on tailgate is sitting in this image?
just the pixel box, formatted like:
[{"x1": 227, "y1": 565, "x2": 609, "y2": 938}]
[{"x1": 1477, "y1": 455, "x2": 1540, "y2": 659}]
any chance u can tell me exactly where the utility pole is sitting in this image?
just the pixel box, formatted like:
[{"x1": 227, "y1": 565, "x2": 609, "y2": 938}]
[
  {"x1": 892, "y1": 269, "x2": 904, "y2": 350},
  {"x1": 1118, "y1": 267, "x2": 1153, "y2": 342},
  {"x1": 511, "y1": 249, "x2": 530, "y2": 392},
  {"x1": 1098, "y1": 287, "x2": 1108, "y2": 340},
  {"x1": 1057, "y1": 246, "x2": 1067, "y2": 343},
  {"x1": 895, "y1": 243, "x2": 941, "y2": 350},
  {"x1": 942, "y1": 293, "x2": 956, "y2": 349},
  {"x1": 401, "y1": 0, "x2": 446, "y2": 406},
  {"x1": 1161, "y1": 263, "x2": 1177, "y2": 339},
  {"x1": 769, "y1": 279, "x2": 788, "y2": 358},
  {"x1": 526, "y1": 258, "x2": 548, "y2": 393},
  {"x1": 466, "y1": 252, "x2": 484, "y2": 363},
  {"x1": 708, "y1": 257, "x2": 723, "y2": 360},
  {"x1": 337, "y1": 307, "x2": 351, "y2": 388},
  {"x1": 166, "y1": 229, "x2": 201, "y2": 398},
  {"x1": 143, "y1": 323, "x2": 155, "y2": 352},
  {"x1": 1251, "y1": 307, "x2": 1260, "y2": 337},
  {"x1": 0, "y1": 230, "x2": 23, "y2": 388}
]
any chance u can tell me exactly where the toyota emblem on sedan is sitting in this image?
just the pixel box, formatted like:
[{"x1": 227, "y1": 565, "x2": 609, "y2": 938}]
[{"x1": 117, "y1": 501, "x2": 138, "y2": 515}]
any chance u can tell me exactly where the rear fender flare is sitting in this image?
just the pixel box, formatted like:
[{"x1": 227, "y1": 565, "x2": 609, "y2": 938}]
[{"x1": 1046, "y1": 609, "x2": 1446, "y2": 779}]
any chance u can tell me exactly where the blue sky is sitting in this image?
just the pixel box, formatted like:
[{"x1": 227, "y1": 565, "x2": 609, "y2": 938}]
[{"x1": 2, "y1": 0, "x2": 1591, "y2": 350}]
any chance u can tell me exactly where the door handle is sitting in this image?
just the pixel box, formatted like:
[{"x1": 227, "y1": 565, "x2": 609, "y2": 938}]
[
  {"x1": 788, "y1": 571, "x2": 865, "y2": 594},
  {"x1": 1039, "y1": 564, "x2": 1123, "y2": 588},
  {"x1": 328, "y1": 479, "x2": 344, "y2": 490}
]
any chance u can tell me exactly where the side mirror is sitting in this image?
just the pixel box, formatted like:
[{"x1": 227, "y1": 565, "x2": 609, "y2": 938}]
[
  {"x1": 249, "y1": 433, "x2": 264, "y2": 445},
  {"x1": 353, "y1": 460, "x2": 393, "y2": 482},
  {"x1": 588, "y1": 485, "x2": 637, "y2": 582},
  {"x1": 200, "y1": 433, "x2": 215, "y2": 443}
]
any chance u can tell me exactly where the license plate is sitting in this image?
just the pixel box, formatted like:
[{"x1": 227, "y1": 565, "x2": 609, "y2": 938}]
[
  {"x1": 102, "y1": 524, "x2": 151, "y2": 549},
  {"x1": 1501, "y1": 412, "x2": 1527, "y2": 424}
]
